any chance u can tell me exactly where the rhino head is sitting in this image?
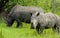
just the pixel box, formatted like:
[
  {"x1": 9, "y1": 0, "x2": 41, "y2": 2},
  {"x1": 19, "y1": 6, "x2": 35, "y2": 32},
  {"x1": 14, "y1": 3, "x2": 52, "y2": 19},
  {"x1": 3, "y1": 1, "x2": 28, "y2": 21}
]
[
  {"x1": 2, "y1": 15, "x2": 13, "y2": 27},
  {"x1": 30, "y1": 12, "x2": 40, "y2": 29}
]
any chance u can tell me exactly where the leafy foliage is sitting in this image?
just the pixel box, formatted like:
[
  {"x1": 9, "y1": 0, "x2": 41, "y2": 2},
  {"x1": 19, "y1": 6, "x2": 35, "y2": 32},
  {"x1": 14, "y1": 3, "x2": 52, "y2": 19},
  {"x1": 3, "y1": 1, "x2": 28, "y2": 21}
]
[
  {"x1": 5, "y1": 0, "x2": 60, "y2": 13},
  {"x1": 0, "y1": 0, "x2": 60, "y2": 38}
]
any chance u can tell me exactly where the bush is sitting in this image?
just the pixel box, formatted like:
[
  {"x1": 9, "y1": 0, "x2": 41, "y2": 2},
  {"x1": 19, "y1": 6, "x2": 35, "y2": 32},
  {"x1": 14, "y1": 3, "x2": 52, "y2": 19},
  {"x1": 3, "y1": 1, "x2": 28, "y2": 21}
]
[{"x1": 4, "y1": 0, "x2": 60, "y2": 13}]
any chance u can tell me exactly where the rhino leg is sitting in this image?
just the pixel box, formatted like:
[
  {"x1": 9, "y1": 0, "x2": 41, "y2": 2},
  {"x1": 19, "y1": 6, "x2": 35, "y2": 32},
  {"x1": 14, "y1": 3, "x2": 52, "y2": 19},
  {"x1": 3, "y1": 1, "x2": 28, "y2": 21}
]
[
  {"x1": 36, "y1": 23, "x2": 40, "y2": 34},
  {"x1": 52, "y1": 25, "x2": 57, "y2": 32},
  {"x1": 39, "y1": 26, "x2": 44, "y2": 35},
  {"x1": 36, "y1": 26, "x2": 44, "y2": 35},
  {"x1": 36, "y1": 26, "x2": 39, "y2": 34},
  {"x1": 36, "y1": 23, "x2": 44, "y2": 35},
  {"x1": 16, "y1": 19, "x2": 22, "y2": 28},
  {"x1": 30, "y1": 23, "x2": 35, "y2": 29},
  {"x1": 57, "y1": 26, "x2": 60, "y2": 34}
]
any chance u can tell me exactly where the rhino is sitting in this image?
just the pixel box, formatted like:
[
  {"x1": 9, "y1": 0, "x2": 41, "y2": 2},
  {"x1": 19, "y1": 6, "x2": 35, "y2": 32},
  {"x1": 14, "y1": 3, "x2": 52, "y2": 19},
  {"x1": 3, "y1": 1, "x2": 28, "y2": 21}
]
[
  {"x1": 31, "y1": 12, "x2": 60, "y2": 35},
  {"x1": 3, "y1": 5, "x2": 45, "y2": 28}
]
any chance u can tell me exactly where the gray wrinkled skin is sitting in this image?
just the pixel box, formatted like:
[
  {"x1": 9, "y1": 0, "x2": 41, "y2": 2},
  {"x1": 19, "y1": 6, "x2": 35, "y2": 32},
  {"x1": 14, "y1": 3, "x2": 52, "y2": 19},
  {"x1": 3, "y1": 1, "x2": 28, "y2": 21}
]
[
  {"x1": 31, "y1": 12, "x2": 60, "y2": 35},
  {"x1": 3, "y1": 5, "x2": 44, "y2": 28}
]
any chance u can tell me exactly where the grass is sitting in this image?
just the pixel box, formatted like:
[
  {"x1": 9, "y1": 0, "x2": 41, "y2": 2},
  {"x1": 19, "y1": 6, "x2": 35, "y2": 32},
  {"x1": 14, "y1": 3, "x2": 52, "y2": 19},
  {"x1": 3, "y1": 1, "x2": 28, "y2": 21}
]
[{"x1": 0, "y1": 15, "x2": 60, "y2": 38}]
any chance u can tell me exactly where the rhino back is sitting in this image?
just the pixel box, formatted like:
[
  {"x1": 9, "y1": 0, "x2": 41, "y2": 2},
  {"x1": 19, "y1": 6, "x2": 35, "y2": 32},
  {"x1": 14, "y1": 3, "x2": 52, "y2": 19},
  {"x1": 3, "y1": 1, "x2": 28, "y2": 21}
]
[
  {"x1": 13, "y1": 5, "x2": 44, "y2": 13},
  {"x1": 38, "y1": 13, "x2": 57, "y2": 27}
]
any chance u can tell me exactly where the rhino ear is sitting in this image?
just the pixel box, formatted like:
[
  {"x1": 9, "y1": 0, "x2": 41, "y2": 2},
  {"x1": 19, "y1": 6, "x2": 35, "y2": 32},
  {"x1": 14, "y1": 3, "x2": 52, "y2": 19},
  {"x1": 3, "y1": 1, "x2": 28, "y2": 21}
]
[
  {"x1": 36, "y1": 12, "x2": 40, "y2": 16},
  {"x1": 30, "y1": 13, "x2": 32, "y2": 16}
]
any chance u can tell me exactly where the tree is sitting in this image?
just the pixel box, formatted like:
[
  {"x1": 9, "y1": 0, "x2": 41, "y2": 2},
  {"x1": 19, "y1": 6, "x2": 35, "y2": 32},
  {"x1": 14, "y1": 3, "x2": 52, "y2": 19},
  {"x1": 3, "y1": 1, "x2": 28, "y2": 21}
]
[{"x1": 0, "y1": 0, "x2": 9, "y2": 13}]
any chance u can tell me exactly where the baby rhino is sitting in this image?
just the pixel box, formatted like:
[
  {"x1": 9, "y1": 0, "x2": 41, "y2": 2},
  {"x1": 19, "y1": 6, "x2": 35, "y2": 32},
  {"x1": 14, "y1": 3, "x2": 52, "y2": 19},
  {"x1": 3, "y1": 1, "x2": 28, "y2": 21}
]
[{"x1": 31, "y1": 12, "x2": 60, "y2": 35}]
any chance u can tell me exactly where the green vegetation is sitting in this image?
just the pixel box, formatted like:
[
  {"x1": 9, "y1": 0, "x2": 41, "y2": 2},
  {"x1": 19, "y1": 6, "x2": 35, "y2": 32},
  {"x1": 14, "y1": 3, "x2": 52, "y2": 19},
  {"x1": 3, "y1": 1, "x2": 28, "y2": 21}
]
[
  {"x1": 5, "y1": 0, "x2": 60, "y2": 13},
  {"x1": 0, "y1": 0, "x2": 60, "y2": 38},
  {"x1": 0, "y1": 20, "x2": 60, "y2": 38}
]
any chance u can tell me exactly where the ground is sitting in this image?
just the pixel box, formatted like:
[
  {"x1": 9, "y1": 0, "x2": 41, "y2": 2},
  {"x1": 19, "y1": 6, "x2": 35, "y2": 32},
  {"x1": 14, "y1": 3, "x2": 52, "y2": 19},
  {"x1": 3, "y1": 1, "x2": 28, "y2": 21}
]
[{"x1": 0, "y1": 12, "x2": 60, "y2": 38}]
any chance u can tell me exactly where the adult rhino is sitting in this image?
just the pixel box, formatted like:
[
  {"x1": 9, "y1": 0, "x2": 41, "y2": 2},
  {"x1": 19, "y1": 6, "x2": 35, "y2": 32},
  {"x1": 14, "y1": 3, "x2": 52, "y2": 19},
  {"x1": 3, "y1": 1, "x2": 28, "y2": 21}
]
[
  {"x1": 3, "y1": 5, "x2": 44, "y2": 28},
  {"x1": 31, "y1": 12, "x2": 60, "y2": 35}
]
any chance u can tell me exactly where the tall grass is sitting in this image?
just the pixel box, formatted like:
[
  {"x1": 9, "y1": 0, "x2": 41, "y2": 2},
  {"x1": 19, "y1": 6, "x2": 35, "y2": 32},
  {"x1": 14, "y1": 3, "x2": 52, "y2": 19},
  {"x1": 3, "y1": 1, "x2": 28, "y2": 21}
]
[{"x1": 0, "y1": 20, "x2": 60, "y2": 38}]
